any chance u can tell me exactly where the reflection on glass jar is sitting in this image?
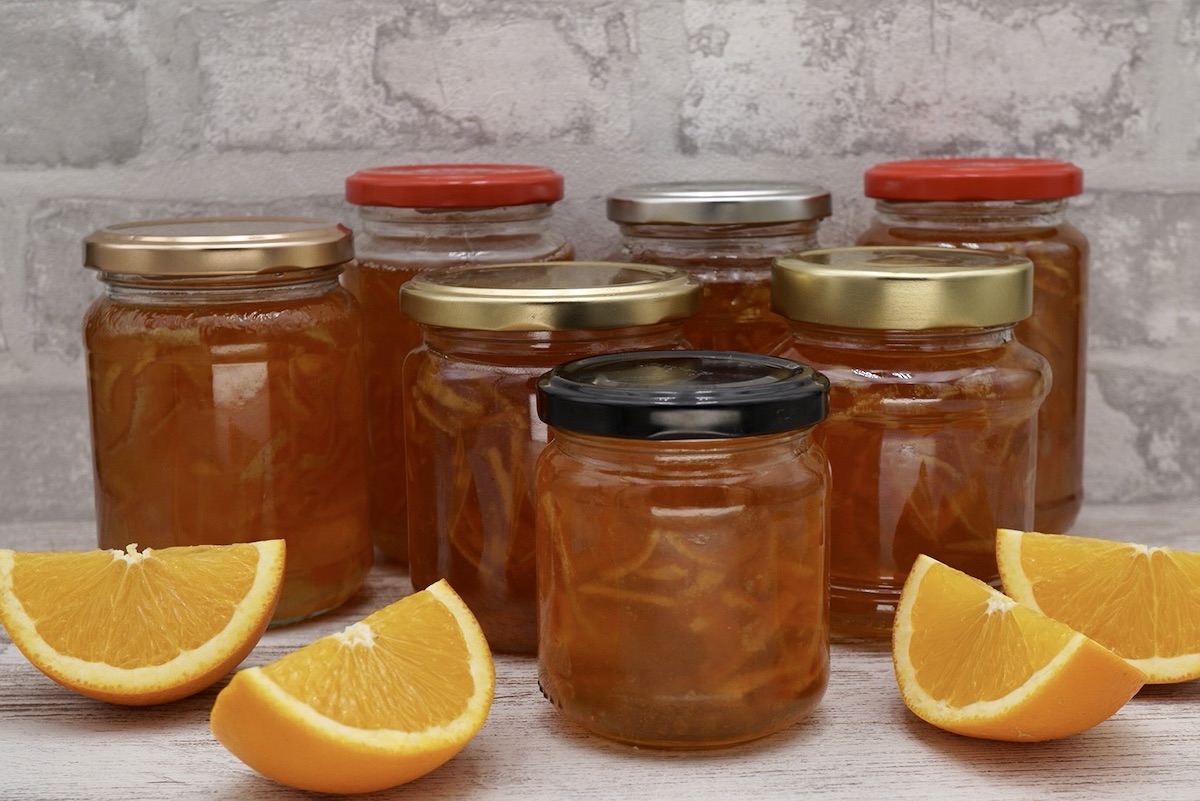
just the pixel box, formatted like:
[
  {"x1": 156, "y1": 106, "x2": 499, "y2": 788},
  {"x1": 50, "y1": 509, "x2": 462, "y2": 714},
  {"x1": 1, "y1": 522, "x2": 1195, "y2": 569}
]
[
  {"x1": 82, "y1": 218, "x2": 372, "y2": 625},
  {"x1": 401, "y1": 262, "x2": 700, "y2": 655},
  {"x1": 857, "y1": 158, "x2": 1087, "y2": 533},
  {"x1": 606, "y1": 181, "x2": 830, "y2": 354},
  {"x1": 535, "y1": 351, "x2": 830, "y2": 748},
  {"x1": 771, "y1": 247, "x2": 1050, "y2": 640},
  {"x1": 343, "y1": 164, "x2": 574, "y2": 565}
]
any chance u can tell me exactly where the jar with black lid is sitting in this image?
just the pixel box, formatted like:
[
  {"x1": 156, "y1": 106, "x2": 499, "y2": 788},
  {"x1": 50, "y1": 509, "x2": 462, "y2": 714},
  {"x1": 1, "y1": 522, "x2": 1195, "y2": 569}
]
[{"x1": 535, "y1": 350, "x2": 830, "y2": 747}]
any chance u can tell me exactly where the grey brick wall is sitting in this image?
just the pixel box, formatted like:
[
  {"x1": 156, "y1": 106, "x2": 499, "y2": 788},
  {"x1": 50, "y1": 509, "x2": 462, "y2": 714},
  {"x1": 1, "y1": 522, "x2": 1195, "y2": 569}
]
[{"x1": 1, "y1": 0, "x2": 1197, "y2": 523}]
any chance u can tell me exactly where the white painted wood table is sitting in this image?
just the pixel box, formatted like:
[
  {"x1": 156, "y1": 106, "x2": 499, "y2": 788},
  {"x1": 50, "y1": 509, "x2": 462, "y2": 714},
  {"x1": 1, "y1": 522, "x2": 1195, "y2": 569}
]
[{"x1": 3, "y1": 503, "x2": 1200, "y2": 800}]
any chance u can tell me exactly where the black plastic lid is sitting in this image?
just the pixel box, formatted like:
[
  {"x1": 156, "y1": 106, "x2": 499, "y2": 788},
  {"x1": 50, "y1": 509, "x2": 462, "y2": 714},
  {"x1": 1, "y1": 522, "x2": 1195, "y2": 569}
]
[{"x1": 536, "y1": 351, "x2": 829, "y2": 440}]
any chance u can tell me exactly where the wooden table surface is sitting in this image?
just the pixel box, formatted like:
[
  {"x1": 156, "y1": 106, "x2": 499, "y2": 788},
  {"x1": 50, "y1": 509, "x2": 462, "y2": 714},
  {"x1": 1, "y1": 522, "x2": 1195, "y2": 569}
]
[{"x1": 3, "y1": 503, "x2": 1200, "y2": 800}]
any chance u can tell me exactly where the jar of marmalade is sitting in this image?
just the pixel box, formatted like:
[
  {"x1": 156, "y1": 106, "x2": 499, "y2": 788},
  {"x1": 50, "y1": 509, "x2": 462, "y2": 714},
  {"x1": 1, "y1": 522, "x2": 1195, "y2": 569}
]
[
  {"x1": 82, "y1": 218, "x2": 372, "y2": 624},
  {"x1": 606, "y1": 181, "x2": 831, "y2": 353},
  {"x1": 343, "y1": 164, "x2": 574, "y2": 565},
  {"x1": 401, "y1": 262, "x2": 700, "y2": 654},
  {"x1": 771, "y1": 247, "x2": 1050, "y2": 640},
  {"x1": 858, "y1": 158, "x2": 1087, "y2": 533},
  {"x1": 534, "y1": 351, "x2": 830, "y2": 748}
]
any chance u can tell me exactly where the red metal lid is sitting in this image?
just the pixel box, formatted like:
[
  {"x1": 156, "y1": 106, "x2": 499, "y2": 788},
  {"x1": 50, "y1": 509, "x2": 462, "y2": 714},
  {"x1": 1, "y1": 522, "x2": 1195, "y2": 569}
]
[
  {"x1": 863, "y1": 158, "x2": 1083, "y2": 201},
  {"x1": 345, "y1": 164, "x2": 565, "y2": 208}
]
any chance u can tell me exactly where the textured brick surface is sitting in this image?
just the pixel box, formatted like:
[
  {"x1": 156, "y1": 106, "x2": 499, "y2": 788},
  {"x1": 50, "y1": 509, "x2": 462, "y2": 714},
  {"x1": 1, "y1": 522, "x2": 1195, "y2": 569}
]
[
  {"x1": 679, "y1": 1, "x2": 1152, "y2": 159},
  {"x1": 0, "y1": 390, "x2": 93, "y2": 522},
  {"x1": 1077, "y1": 191, "x2": 1200, "y2": 349},
  {"x1": 1, "y1": 0, "x2": 1199, "y2": 519},
  {"x1": 0, "y1": 2, "x2": 147, "y2": 167}
]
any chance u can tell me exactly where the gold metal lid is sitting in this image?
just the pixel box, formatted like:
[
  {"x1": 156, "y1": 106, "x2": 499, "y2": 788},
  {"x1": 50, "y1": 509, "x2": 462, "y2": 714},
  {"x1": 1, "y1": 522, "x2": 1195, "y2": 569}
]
[
  {"x1": 83, "y1": 217, "x2": 354, "y2": 276},
  {"x1": 772, "y1": 246, "x2": 1033, "y2": 329},
  {"x1": 400, "y1": 262, "x2": 702, "y2": 331}
]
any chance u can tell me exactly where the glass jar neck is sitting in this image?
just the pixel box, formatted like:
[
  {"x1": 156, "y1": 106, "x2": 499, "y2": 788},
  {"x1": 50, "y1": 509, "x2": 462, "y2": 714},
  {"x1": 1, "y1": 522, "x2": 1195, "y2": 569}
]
[
  {"x1": 872, "y1": 199, "x2": 1067, "y2": 231},
  {"x1": 97, "y1": 267, "x2": 342, "y2": 305},
  {"x1": 355, "y1": 202, "x2": 568, "y2": 263},
  {"x1": 421, "y1": 323, "x2": 686, "y2": 364},
  {"x1": 551, "y1": 427, "x2": 813, "y2": 472},
  {"x1": 786, "y1": 321, "x2": 1016, "y2": 352},
  {"x1": 618, "y1": 219, "x2": 819, "y2": 256}
]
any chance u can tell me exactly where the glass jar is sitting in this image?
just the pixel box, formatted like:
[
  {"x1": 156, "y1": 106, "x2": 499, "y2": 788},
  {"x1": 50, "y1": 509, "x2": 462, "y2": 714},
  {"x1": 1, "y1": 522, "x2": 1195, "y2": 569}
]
[
  {"x1": 534, "y1": 351, "x2": 830, "y2": 748},
  {"x1": 343, "y1": 164, "x2": 575, "y2": 565},
  {"x1": 82, "y1": 218, "x2": 372, "y2": 625},
  {"x1": 771, "y1": 247, "x2": 1050, "y2": 640},
  {"x1": 606, "y1": 181, "x2": 831, "y2": 353},
  {"x1": 857, "y1": 158, "x2": 1087, "y2": 533},
  {"x1": 401, "y1": 262, "x2": 700, "y2": 654}
]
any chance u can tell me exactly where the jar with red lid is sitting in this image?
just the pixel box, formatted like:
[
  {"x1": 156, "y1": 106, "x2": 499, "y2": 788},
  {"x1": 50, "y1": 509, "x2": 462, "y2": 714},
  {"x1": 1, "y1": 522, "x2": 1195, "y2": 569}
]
[
  {"x1": 534, "y1": 351, "x2": 830, "y2": 747},
  {"x1": 82, "y1": 218, "x2": 372, "y2": 625},
  {"x1": 771, "y1": 247, "x2": 1050, "y2": 639},
  {"x1": 343, "y1": 164, "x2": 575, "y2": 565},
  {"x1": 606, "y1": 181, "x2": 831, "y2": 354},
  {"x1": 857, "y1": 158, "x2": 1087, "y2": 534},
  {"x1": 401, "y1": 262, "x2": 700, "y2": 654}
]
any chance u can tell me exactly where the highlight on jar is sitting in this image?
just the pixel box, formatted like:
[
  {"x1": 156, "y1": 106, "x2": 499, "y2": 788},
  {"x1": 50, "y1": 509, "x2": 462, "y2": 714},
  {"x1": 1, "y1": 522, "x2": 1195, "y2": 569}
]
[
  {"x1": 81, "y1": 217, "x2": 373, "y2": 625},
  {"x1": 342, "y1": 163, "x2": 575, "y2": 567},
  {"x1": 770, "y1": 246, "x2": 1050, "y2": 641},
  {"x1": 534, "y1": 350, "x2": 831, "y2": 749},
  {"x1": 398, "y1": 261, "x2": 702, "y2": 656}
]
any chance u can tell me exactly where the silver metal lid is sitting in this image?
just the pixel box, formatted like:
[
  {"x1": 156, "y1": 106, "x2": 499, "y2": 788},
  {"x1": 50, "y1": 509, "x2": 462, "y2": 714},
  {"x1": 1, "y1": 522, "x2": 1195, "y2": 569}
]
[{"x1": 606, "y1": 181, "x2": 833, "y2": 225}]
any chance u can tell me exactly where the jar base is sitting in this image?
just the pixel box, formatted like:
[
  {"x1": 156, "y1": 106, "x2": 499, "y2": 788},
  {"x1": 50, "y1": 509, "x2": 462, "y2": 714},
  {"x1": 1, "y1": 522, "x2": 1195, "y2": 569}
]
[
  {"x1": 269, "y1": 553, "x2": 373, "y2": 627},
  {"x1": 538, "y1": 676, "x2": 826, "y2": 749},
  {"x1": 1033, "y1": 493, "x2": 1082, "y2": 534},
  {"x1": 830, "y1": 582, "x2": 900, "y2": 641}
]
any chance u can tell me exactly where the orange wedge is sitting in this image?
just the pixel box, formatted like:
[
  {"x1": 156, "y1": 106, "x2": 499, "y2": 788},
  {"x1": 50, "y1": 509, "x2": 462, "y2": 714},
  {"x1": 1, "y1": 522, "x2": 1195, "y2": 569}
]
[
  {"x1": 210, "y1": 579, "x2": 495, "y2": 795},
  {"x1": 0, "y1": 540, "x2": 284, "y2": 705},
  {"x1": 998, "y1": 528, "x2": 1200, "y2": 683},
  {"x1": 893, "y1": 554, "x2": 1145, "y2": 741}
]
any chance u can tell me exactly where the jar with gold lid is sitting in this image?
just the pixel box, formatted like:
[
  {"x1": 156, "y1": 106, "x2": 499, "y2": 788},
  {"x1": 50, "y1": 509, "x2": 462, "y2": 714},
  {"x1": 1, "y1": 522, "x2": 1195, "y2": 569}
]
[
  {"x1": 343, "y1": 164, "x2": 575, "y2": 566},
  {"x1": 857, "y1": 158, "x2": 1087, "y2": 533},
  {"x1": 534, "y1": 350, "x2": 830, "y2": 747},
  {"x1": 606, "y1": 181, "x2": 831, "y2": 353},
  {"x1": 82, "y1": 217, "x2": 372, "y2": 625},
  {"x1": 401, "y1": 262, "x2": 700, "y2": 654},
  {"x1": 771, "y1": 246, "x2": 1050, "y2": 639}
]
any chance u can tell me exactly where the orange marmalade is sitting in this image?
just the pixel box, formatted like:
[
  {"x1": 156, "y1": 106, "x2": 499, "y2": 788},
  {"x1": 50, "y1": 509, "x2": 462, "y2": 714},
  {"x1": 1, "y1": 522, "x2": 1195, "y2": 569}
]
[
  {"x1": 343, "y1": 164, "x2": 573, "y2": 565},
  {"x1": 858, "y1": 158, "x2": 1087, "y2": 533},
  {"x1": 400, "y1": 262, "x2": 699, "y2": 655},
  {"x1": 772, "y1": 247, "x2": 1049, "y2": 640},
  {"x1": 82, "y1": 218, "x2": 372, "y2": 625},
  {"x1": 606, "y1": 181, "x2": 830, "y2": 353},
  {"x1": 535, "y1": 351, "x2": 830, "y2": 748}
]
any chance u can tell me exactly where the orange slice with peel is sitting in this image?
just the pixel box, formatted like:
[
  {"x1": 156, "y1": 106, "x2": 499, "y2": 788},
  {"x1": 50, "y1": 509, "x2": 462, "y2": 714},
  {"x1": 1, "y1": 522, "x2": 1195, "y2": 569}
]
[
  {"x1": 893, "y1": 554, "x2": 1145, "y2": 741},
  {"x1": 210, "y1": 579, "x2": 495, "y2": 795},
  {"x1": 998, "y1": 528, "x2": 1200, "y2": 683},
  {"x1": 0, "y1": 540, "x2": 284, "y2": 705}
]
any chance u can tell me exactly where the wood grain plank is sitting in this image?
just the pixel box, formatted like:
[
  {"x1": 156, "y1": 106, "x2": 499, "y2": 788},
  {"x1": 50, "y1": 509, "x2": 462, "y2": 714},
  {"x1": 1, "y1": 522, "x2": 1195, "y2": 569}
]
[{"x1": 2, "y1": 506, "x2": 1199, "y2": 800}]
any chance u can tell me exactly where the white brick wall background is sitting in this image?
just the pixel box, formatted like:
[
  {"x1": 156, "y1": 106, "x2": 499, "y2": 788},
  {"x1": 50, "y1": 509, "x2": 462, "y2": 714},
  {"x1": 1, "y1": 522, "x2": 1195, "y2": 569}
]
[{"x1": 1, "y1": 0, "x2": 1197, "y2": 523}]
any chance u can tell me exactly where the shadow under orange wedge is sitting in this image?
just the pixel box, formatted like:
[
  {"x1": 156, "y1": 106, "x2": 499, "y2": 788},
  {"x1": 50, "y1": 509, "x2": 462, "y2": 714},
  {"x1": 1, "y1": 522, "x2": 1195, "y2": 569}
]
[
  {"x1": 210, "y1": 579, "x2": 495, "y2": 795},
  {"x1": 998, "y1": 528, "x2": 1200, "y2": 683},
  {"x1": 893, "y1": 554, "x2": 1145, "y2": 741},
  {"x1": 0, "y1": 540, "x2": 285, "y2": 705}
]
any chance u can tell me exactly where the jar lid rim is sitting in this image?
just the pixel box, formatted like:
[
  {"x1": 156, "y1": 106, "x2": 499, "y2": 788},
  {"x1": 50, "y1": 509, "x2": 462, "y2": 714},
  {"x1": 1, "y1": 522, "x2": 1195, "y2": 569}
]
[
  {"x1": 536, "y1": 351, "x2": 829, "y2": 439},
  {"x1": 607, "y1": 180, "x2": 832, "y2": 224},
  {"x1": 864, "y1": 158, "x2": 1083, "y2": 201},
  {"x1": 400, "y1": 262, "x2": 701, "y2": 331},
  {"x1": 772, "y1": 246, "x2": 1033, "y2": 329},
  {"x1": 346, "y1": 163, "x2": 564, "y2": 208},
  {"x1": 82, "y1": 217, "x2": 354, "y2": 276}
]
